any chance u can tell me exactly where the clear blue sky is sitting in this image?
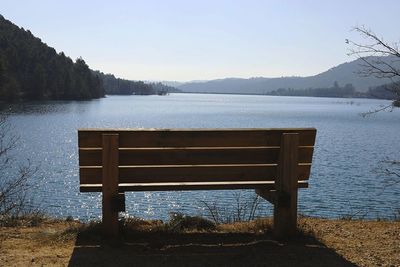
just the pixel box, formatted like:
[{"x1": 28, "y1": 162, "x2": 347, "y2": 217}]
[{"x1": 1, "y1": 0, "x2": 399, "y2": 81}]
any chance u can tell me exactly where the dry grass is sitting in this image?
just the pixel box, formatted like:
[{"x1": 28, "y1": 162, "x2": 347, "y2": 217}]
[
  {"x1": 0, "y1": 216, "x2": 399, "y2": 266},
  {"x1": 216, "y1": 217, "x2": 272, "y2": 233},
  {"x1": 120, "y1": 214, "x2": 271, "y2": 234},
  {"x1": 0, "y1": 212, "x2": 48, "y2": 227},
  {"x1": 298, "y1": 216, "x2": 400, "y2": 267}
]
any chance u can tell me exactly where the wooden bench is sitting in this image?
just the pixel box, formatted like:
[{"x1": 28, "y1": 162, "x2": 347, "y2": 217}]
[{"x1": 78, "y1": 128, "x2": 317, "y2": 238}]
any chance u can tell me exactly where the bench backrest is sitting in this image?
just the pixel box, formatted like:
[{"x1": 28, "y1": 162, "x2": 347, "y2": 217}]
[{"x1": 78, "y1": 128, "x2": 316, "y2": 192}]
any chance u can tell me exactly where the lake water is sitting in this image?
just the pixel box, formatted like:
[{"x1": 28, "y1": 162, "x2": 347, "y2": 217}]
[{"x1": 1, "y1": 94, "x2": 400, "y2": 220}]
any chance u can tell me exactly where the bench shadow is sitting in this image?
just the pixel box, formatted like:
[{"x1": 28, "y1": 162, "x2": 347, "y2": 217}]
[{"x1": 68, "y1": 230, "x2": 357, "y2": 267}]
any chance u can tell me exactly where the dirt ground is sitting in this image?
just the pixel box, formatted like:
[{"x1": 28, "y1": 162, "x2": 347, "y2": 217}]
[{"x1": 0, "y1": 217, "x2": 399, "y2": 267}]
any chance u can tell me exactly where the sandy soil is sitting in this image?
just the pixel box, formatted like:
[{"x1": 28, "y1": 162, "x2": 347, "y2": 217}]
[{"x1": 0, "y1": 217, "x2": 399, "y2": 267}]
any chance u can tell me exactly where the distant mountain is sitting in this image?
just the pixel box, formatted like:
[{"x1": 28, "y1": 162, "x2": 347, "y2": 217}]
[{"x1": 177, "y1": 57, "x2": 399, "y2": 94}]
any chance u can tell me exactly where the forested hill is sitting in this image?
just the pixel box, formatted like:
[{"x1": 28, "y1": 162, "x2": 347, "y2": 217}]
[
  {"x1": 94, "y1": 71, "x2": 179, "y2": 95},
  {"x1": 0, "y1": 15, "x2": 177, "y2": 102},
  {"x1": 0, "y1": 15, "x2": 104, "y2": 101}
]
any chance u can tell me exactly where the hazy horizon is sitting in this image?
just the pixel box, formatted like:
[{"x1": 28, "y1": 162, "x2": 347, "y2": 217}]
[{"x1": 2, "y1": 0, "x2": 399, "y2": 82}]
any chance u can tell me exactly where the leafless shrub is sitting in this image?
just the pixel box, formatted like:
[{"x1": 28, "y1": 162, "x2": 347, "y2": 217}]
[
  {"x1": 371, "y1": 157, "x2": 400, "y2": 193},
  {"x1": 381, "y1": 159, "x2": 400, "y2": 187},
  {"x1": 339, "y1": 202, "x2": 368, "y2": 221},
  {"x1": 199, "y1": 192, "x2": 262, "y2": 224},
  {"x1": 0, "y1": 114, "x2": 38, "y2": 223}
]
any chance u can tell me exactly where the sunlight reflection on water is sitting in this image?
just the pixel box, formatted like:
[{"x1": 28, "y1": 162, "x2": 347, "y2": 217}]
[{"x1": 1, "y1": 94, "x2": 399, "y2": 220}]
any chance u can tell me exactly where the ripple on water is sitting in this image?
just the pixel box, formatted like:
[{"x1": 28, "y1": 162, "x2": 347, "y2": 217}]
[{"x1": 1, "y1": 94, "x2": 399, "y2": 220}]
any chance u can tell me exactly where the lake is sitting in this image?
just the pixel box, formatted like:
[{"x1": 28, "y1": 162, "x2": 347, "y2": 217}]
[{"x1": 1, "y1": 93, "x2": 400, "y2": 221}]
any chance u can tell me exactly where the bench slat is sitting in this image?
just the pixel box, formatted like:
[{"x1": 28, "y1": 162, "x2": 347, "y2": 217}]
[
  {"x1": 79, "y1": 164, "x2": 311, "y2": 184},
  {"x1": 79, "y1": 146, "x2": 314, "y2": 166},
  {"x1": 80, "y1": 180, "x2": 309, "y2": 192},
  {"x1": 78, "y1": 128, "x2": 316, "y2": 148}
]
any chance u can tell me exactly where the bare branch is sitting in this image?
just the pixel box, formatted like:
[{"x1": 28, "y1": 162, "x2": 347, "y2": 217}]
[
  {"x1": 199, "y1": 193, "x2": 262, "y2": 224},
  {"x1": 350, "y1": 26, "x2": 400, "y2": 57},
  {"x1": 347, "y1": 25, "x2": 400, "y2": 112},
  {"x1": 384, "y1": 169, "x2": 400, "y2": 179},
  {"x1": 0, "y1": 115, "x2": 38, "y2": 218},
  {"x1": 360, "y1": 103, "x2": 393, "y2": 117}
]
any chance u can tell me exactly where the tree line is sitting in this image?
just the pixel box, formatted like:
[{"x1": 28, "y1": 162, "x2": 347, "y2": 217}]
[
  {"x1": 267, "y1": 82, "x2": 359, "y2": 98},
  {"x1": 95, "y1": 71, "x2": 178, "y2": 95},
  {"x1": 267, "y1": 81, "x2": 399, "y2": 100},
  {"x1": 367, "y1": 83, "x2": 398, "y2": 101}
]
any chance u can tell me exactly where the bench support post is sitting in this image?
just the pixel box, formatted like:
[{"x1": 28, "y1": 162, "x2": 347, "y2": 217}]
[
  {"x1": 274, "y1": 133, "x2": 299, "y2": 239},
  {"x1": 255, "y1": 189, "x2": 277, "y2": 204},
  {"x1": 102, "y1": 134, "x2": 119, "y2": 237}
]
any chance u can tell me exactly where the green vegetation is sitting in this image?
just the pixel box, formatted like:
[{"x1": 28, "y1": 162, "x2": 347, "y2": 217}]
[
  {"x1": 95, "y1": 72, "x2": 178, "y2": 95},
  {"x1": 0, "y1": 15, "x2": 104, "y2": 101},
  {"x1": 0, "y1": 15, "x2": 178, "y2": 102},
  {"x1": 97, "y1": 72, "x2": 153, "y2": 95}
]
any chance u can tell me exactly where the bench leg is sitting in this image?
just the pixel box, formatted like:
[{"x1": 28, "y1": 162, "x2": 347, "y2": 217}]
[
  {"x1": 102, "y1": 134, "x2": 120, "y2": 237},
  {"x1": 274, "y1": 188, "x2": 297, "y2": 239},
  {"x1": 274, "y1": 133, "x2": 299, "y2": 239},
  {"x1": 102, "y1": 191, "x2": 119, "y2": 237}
]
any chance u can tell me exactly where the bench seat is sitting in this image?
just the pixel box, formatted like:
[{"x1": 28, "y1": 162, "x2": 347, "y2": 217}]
[{"x1": 78, "y1": 128, "x2": 317, "y2": 238}]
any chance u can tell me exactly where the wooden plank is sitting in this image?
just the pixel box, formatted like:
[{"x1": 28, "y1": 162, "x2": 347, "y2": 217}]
[
  {"x1": 120, "y1": 147, "x2": 279, "y2": 165},
  {"x1": 80, "y1": 167, "x2": 101, "y2": 184},
  {"x1": 79, "y1": 164, "x2": 311, "y2": 184},
  {"x1": 119, "y1": 164, "x2": 278, "y2": 183},
  {"x1": 101, "y1": 134, "x2": 119, "y2": 237},
  {"x1": 274, "y1": 133, "x2": 299, "y2": 239},
  {"x1": 80, "y1": 180, "x2": 309, "y2": 192},
  {"x1": 78, "y1": 128, "x2": 316, "y2": 148},
  {"x1": 79, "y1": 148, "x2": 102, "y2": 166},
  {"x1": 79, "y1": 146, "x2": 314, "y2": 166}
]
